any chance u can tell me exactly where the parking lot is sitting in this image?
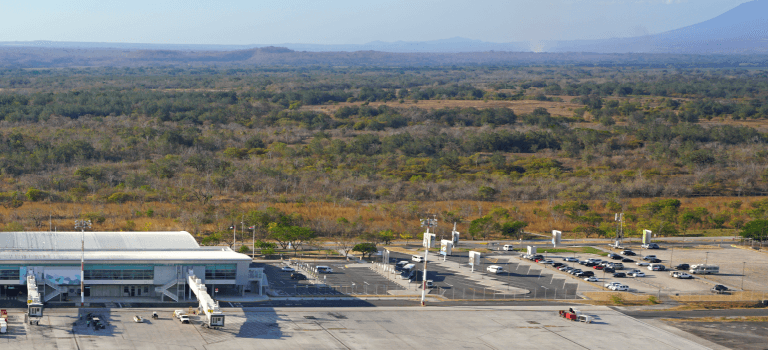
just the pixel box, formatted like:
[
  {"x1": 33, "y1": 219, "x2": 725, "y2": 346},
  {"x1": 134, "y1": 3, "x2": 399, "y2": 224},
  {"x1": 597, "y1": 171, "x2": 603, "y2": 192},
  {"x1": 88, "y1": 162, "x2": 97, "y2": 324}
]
[
  {"x1": 387, "y1": 252, "x2": 580, "y2": 299},
  {"x1": 262, "y1": 261, "x2": 405, "y2": 297}
]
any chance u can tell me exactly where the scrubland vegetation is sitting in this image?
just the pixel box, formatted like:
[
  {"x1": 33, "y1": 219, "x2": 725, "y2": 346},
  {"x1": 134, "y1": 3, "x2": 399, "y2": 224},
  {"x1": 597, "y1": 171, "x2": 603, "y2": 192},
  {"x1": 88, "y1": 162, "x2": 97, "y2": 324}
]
[{"x1": 1, "y1": 65, "x2": 768, "y2": 245}]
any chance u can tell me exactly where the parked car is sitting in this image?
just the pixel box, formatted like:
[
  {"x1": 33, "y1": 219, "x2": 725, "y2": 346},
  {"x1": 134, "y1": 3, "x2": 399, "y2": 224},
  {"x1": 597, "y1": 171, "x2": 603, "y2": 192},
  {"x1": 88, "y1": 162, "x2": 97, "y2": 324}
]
[
  {"x1": 563, "y1": 257, "x2": 579, "y2": 262},
  {"x1": 670, "y1": 271, "x2": 693, "y2": 279},
  {"x1": 636, "y1": 262, "x2": 650, "y2": 266},
  {"x1": 649, "y1": 258, "x2": 662, "y2": 263},
  {"x1": 487, "y1": 265, "x2": 503, "y2": 274},
  {"x1": 622, "y1": 258, "x2": 635, "y2": 263},
  {"x1": 630, "y1": 272, "x2": 646, "y2": 277},
  {"x1": 588, "y1": 258, "x2": 603, "y2": 264},
  {"x1": 642, "y1": 255, "x2": 657, "y2": 261},
  {"x1": 642, "y1": 243, "x2": 660, "y2": 249},
  {"x1": 610, "y1": 284, "x2": 629, "y2": 291},
  {"x1": 604, "y1": 267, "x2": 615, "y2": 273},
  {"x1": 711, "y1": 285, "x2": 729, "y2": 294},
  {"x1": 674, "y1": 264, "x2": 690, "y2": 271},
  {"x1": 576, "y1": 271, "x2": 594, "y2": 277},
  {"x1": 540, "y1": 259, "x2": 554, "y2": 265},
  {"x1": 621, "y1": 250, "x2": 636, "y2": 256},
  {"x1": 290, "y1": 273, "x2": 307, "y2": 280},
  {"x1": 503, "y1": 244, "x2": 515, "y2": 251},
  {"x1": 648, "y1": 264, "x2": 666, "y2": 271},
  {"x1": 613, "y1": 272, "x2": 627, "y2": 278},
  {"x1": 560, "y1": 266, "x2": 574, "y2": 272},
  {"x1": 395, "y1": 261, "x2": 410, "y2": 271},
  {"x1": 604, "y1": 282, "x2": 622, "y2": 288},
  {"x1": 412, "y1": 255, "x2": 425, "y2": 262},
  {"x1": 578, "y1": 260, "x2": 589, "y2": 265},
  {"x1": 593, "y1": 265, "x2": 605, "y2": 270},
  {"x1": 612, "y1": 263, "x2": 624, "y2": 270},
  {"x1": 584, "y1": 276, "x2": 599, "y2": 282},
  {"x1": 569, "y1": 269, "x2": 583, "y2": 275},
  {"x1": 281, "y1": 266, "x2": 295, "y2": 272},
  {"x1": 585, "y1": 262, "x2": 598, "y2": 267},
  {"x1": 608, "y1": 253, "x2": 622, "y2": 260},
  {"x1": 552, "y1": 262, "x2": 566, "y2": 268},
  {"x1": 316, "y1": 266, "x2": 333, "y2": 273}
]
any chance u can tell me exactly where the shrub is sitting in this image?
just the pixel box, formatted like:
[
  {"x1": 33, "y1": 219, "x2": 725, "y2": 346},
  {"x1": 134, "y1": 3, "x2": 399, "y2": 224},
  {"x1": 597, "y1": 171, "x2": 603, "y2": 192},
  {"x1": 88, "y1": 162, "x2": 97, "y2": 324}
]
[
  {"x1": 610, "y1": 294, "x2": 624, "y2": 305},
  {"x1": 25, "y1": 188, "x2": 48, "y2": 201},
  {"x1": 107, "y1": 192, "x2": 132, "y2": 203}
]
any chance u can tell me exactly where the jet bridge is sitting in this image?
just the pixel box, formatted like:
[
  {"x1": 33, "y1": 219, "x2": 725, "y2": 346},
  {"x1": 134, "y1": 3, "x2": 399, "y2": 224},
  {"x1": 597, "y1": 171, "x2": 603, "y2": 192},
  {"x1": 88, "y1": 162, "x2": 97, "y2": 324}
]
[
  {"x1": 26, "y1": 275, "x2": 43, "y2": 325},
  {"x1": 188, "y1": 270, "x2": 225, "y2": 328}
]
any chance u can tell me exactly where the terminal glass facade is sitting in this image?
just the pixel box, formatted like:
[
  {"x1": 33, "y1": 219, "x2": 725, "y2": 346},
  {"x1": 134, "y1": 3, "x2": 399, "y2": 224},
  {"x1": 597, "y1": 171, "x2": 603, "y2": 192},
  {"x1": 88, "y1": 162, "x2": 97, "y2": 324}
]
[{"x1": 205, "y1": 264, "x2": 236, "y2": 280}]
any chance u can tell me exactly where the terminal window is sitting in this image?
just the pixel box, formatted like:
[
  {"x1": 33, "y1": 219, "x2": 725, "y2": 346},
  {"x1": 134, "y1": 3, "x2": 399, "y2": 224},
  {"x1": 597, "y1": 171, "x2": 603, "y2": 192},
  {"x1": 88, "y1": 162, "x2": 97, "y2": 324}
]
[
  {"x1": 0, "y1": 270, "x2": 19, "y2": 280},
  {"x1": 85, "y1": 269, "x2": 154, "y2": 280},
  {"x1": 205, "y1": 265, "x2": 236, "y2": 280}
]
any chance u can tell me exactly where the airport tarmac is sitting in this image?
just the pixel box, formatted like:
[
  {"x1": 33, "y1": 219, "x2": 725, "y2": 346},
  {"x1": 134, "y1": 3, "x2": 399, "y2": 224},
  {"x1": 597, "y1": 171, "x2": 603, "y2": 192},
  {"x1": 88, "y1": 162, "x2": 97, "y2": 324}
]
[{"x1": 0, "y1": 305, "x2": 713, "y2": 349}]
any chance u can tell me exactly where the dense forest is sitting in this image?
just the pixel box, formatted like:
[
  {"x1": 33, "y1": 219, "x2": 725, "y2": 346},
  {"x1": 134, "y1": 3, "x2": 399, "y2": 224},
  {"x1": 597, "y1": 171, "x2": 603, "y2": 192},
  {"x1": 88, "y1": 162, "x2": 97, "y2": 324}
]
[{"x1": 1, "y1": 65, "x2": 768, "y2": 246}]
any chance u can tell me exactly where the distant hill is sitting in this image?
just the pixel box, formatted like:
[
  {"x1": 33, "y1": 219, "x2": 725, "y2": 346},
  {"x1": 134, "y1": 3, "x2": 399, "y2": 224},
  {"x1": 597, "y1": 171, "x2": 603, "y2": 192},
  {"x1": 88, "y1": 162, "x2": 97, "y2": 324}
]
[
  {"x1": 550, "y1": 0, "x2": 768, "y2": 54},
  {"x1": 0, "y1": 0, "x2": 766, "y2": 60}
]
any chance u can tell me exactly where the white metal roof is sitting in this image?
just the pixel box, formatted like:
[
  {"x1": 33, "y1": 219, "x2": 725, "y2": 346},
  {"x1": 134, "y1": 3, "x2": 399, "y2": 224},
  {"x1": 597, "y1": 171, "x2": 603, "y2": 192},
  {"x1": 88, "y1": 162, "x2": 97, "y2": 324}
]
[
  {"x1": 0, "y1": 249, "x2": 252, "y2": 263},
  {"x1": 0, "y1": 231, "x2": 199, "y2": 251}
]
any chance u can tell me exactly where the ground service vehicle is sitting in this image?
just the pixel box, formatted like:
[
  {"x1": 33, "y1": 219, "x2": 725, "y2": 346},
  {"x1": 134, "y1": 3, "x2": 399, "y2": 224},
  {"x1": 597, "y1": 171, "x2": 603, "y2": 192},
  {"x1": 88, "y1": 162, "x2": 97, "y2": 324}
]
[{"x1": 558, "y1": 309, "x2": 593, "y2": 323}]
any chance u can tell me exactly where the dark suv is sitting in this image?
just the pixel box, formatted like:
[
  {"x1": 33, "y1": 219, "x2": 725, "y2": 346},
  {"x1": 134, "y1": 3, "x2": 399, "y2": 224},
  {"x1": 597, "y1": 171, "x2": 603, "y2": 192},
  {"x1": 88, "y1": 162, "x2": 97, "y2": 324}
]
[
  {"x1": 613, "y1": 272, "x2": 627, "y2": 278},
  {"x1": 711, "y1": 285, "x2": 729, "y2": 294},
  {"x1": 674, "y1": 264, "x2": 690, "y2": 270},
  {"x1": 608, "y1": 253, "x2": 622, "y2": 260},
  {"x1": 576, "y1": 271, "x2": 595, "y2": 277},
  {"x1": 290, "y1": 273, "x2": 307, "y2": 280}
]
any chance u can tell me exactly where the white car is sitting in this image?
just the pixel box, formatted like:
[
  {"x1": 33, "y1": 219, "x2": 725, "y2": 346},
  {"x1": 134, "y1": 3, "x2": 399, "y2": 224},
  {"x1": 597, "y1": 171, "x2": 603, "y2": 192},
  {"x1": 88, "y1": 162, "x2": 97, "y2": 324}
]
[
  {"x1": 563, "y1": 257, "x2": 579, "y2": 262},
  {"x1": 503, "y1": 245, "x2": 515, "y2": 251},
  {"x1": 540, "y1": 260, "x2": 554, "y2": 264},
  {"x1": 672, "y1": 272, "x2": 693, "y2": 279},
  {"x1": 604, "y1": 282, "x2": 622, "y2": 288},
  {"x1": 610, "y1": 284, "x2": 629, "y2": 291},
  {"x1": 412, "y1": 255, "x2": 425, "y2": 262},
  {"x1": 636, "y1": 262, "x2": 650, "y2": 266},
  {"x1": 630, "y1": 272, "x2": 645, "y2": 277},
  {"x1": 281, "y1": 266, "x2": 295, "y2": 272},
  {"x1": 583, "y1": 276, "x2": 599, "y2": 282},
  {"x1": 487, "y1": 265, "x2": 503, "y2": 274}
]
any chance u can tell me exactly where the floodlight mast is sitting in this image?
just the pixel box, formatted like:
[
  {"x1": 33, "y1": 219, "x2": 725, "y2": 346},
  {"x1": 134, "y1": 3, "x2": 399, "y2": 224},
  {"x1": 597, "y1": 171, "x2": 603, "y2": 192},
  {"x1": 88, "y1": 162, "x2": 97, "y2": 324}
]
[
  {"x1": 614, "y1": 213, "x2": 624, "y2": 247},
  {"x1": 74, "y1": 219, "x2": 92, "y2": 307},
  {"x1": 419, "y1": 215, "x2": 437, "y2": 307}
]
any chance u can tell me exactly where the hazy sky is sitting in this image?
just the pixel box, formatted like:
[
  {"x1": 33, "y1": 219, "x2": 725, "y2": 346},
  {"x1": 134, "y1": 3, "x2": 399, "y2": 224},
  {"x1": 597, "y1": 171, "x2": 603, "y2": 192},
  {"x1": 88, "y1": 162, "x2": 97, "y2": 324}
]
[{"x1": 0, "y1": 0, "x2": 754, "y2": 44}]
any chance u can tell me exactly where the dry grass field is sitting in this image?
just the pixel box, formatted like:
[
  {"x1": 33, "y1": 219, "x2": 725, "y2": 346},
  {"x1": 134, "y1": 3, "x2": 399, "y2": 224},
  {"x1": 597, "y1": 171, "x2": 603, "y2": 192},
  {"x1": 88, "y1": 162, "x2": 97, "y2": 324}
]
[
  {"x1": 299, "y1": 99, "x2": 582, "y2": 117},
  {"x1": 0, "y1": 195, "x2": 758, "y2": 241}
]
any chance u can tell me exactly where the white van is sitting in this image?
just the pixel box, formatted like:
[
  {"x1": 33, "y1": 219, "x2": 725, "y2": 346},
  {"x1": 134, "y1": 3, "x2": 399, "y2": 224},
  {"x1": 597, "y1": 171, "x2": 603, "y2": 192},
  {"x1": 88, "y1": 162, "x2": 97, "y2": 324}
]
[
  {"x1": 503, "y1": 245, "x2": 515, "y2": 251},
  {"x1": 689, "y1": 264, "x2": 719, "y2": 274},
  {"x1": 316, "y1": 266, "x2": 333, "y2": 273},
  {"x1": 412, "y1": 255, "x2": 425, "y2": 262},
  {"x1": 0, "y1": 318, "x2": 6, "y2": 334},
  {"x1": 487, "y1": 265, "x2": 503, "y2": 274}
]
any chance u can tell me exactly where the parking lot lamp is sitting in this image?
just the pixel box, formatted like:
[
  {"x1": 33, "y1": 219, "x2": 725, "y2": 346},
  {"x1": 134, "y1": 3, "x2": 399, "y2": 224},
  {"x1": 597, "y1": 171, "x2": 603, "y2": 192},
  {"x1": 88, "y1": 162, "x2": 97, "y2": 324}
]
[
  {"x1": 705, "y1": 252, "x2": 709, "y2": 265},
  {"x1": 741, "y1": 262, "x2": 746, "y2": 290}
]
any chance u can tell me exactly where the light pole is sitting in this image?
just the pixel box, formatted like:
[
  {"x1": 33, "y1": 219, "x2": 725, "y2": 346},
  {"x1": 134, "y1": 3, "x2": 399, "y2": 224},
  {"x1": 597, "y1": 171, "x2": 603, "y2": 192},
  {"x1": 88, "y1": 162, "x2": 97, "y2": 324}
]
[
  {"x1": 75, "y1": 219, "x2": 92, "y2": 308},
  {"x1": 705, "y1": 251, "x2": 709, "y2": 265},
  {"x1": 741, "y1": 262, "x2": 746, "y2": 290},
  {"x1": 542, "y1": 286, "x2": 549, "y2": 299}
]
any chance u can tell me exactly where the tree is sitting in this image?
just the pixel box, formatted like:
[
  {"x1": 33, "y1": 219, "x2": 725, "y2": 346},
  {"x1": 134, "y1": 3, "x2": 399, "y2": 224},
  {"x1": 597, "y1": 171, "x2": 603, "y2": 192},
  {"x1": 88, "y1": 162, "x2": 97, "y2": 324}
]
[
  {"x1": 468, "y1": 215, "x2": 495, "y2": 240},
  {"x1": 400, "y1": 233, "x2": 413, "y2": 246},
  {"x1": 353, "y1": 242, "x2": 377, "y2": 259},
  {"x1": 500, "y1": 221, "x2": 527, "y2": 239},
  {"x1": 377, "y1": 230, "x2": 396, "y2": 245},
  {"x1": 740, "y1": 220, "x2": 768, "y2": 240}
]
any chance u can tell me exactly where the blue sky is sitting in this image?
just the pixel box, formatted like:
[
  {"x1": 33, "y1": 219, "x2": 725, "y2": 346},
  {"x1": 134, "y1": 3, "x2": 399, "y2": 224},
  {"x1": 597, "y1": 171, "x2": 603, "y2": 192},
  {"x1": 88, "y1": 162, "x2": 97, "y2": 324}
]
[{"x1": 0, "y1": 0, "x2": 753, "y2": 44}]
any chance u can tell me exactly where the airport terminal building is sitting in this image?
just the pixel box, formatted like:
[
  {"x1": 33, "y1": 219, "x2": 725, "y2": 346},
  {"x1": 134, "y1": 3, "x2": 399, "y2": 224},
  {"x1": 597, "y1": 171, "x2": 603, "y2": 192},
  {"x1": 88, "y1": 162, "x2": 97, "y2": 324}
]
[{"x1": 0, "y1": 231, "x2": 264, "y2": 302}]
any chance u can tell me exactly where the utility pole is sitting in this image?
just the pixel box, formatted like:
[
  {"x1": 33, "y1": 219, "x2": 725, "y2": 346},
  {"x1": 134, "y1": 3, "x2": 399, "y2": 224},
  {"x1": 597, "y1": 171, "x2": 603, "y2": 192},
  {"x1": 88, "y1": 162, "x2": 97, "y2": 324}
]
[
  {"x1": 75, "y1": 219, "x2": 92, "y2": 308},
  {"x1": 741, "y1": 262, "x2": 746, "y2": 290},
  {"x1": 420, "y1": 215, "x2": 437, "y2": 307}
]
